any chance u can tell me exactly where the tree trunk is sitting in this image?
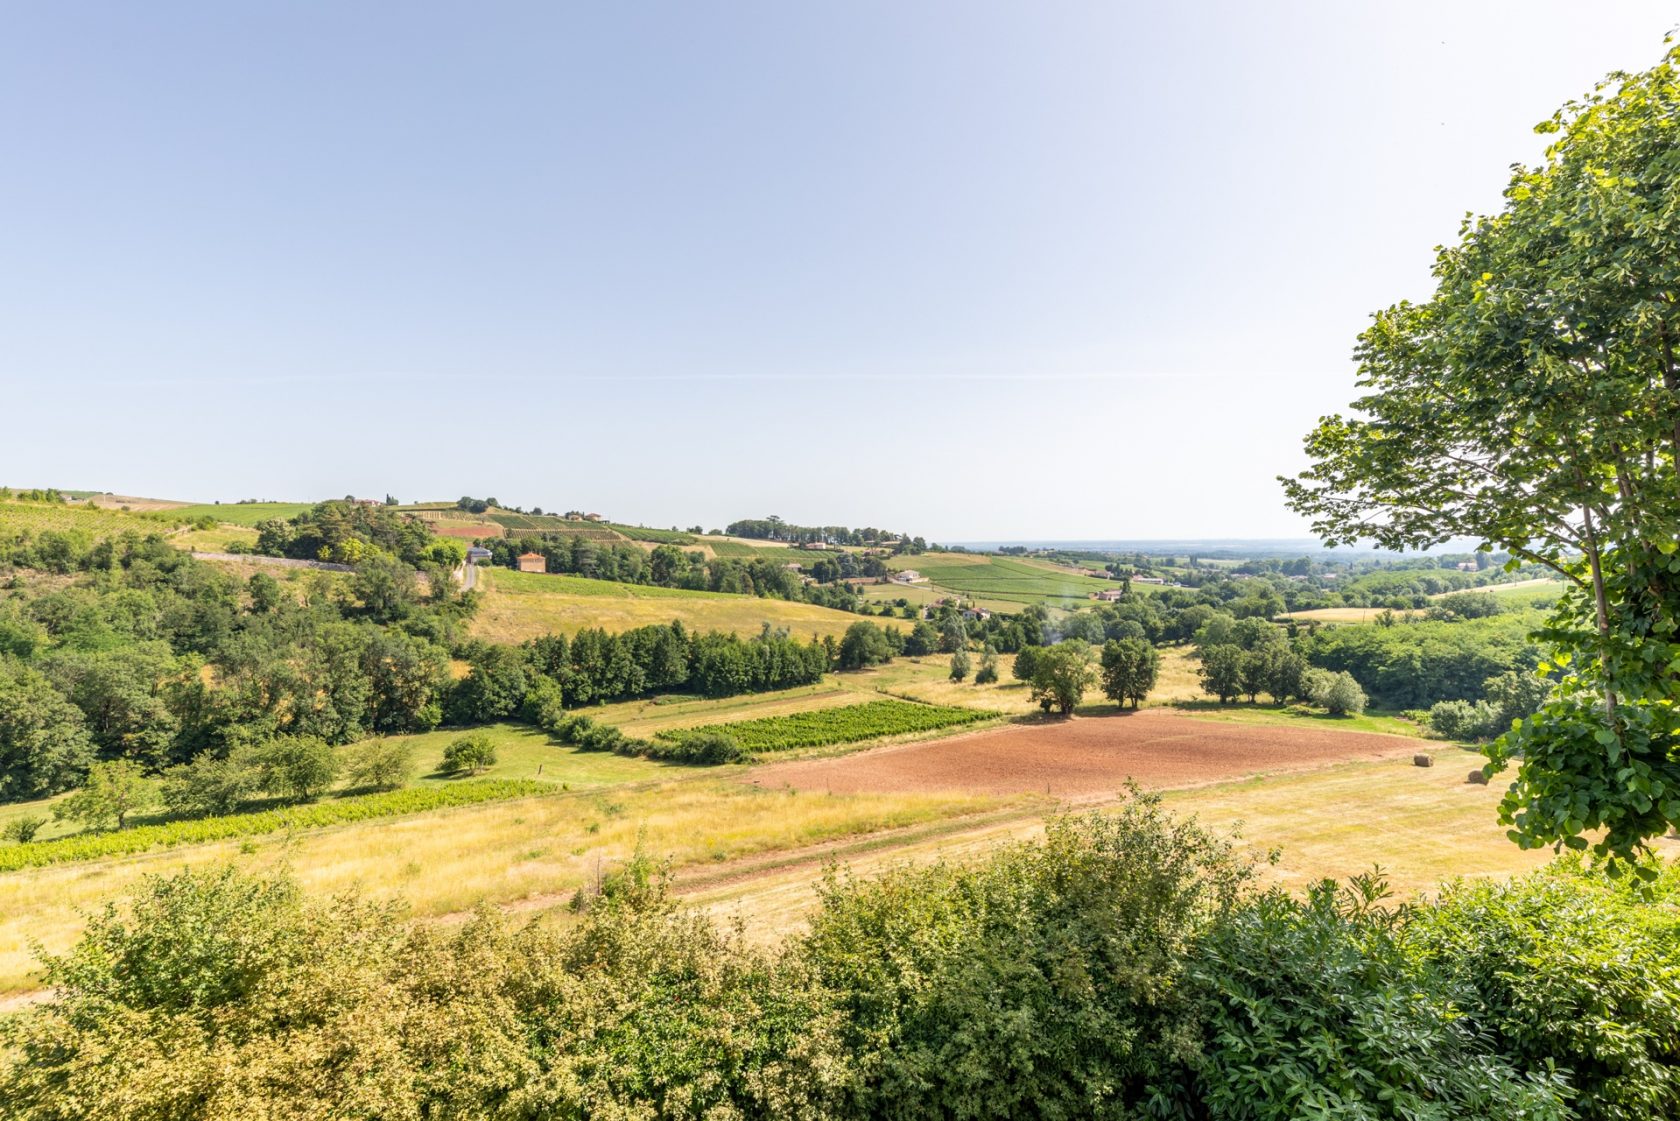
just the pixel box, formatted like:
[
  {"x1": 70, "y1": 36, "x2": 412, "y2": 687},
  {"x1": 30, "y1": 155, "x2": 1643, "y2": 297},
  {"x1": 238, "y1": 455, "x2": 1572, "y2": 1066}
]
[{"x1": 1580, "y1": 503, "x2": 1619, "y2": 724}]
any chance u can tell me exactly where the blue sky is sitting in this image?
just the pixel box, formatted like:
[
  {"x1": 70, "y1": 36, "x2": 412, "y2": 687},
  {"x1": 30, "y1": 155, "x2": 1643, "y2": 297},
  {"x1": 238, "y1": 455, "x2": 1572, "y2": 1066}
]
[{"x1": 2, "y1": 3, "x2": 1674, "y2": 540}]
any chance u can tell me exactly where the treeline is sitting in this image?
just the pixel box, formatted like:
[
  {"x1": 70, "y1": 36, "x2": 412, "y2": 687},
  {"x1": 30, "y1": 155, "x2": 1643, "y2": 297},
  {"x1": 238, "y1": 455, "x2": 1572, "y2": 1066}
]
[
  {"x1": 448, "y1": 622, "x2": 831, "y2": 725},
  {"x1": 1298, "y1": 612, "x2": 1542, "y2": 709},
  {"x1": 725, "y1": 516, "x2": 924, "y2": 550},
  {"x1": 482, "y1": 536, "x2": 866, "y2": 610},
  {"x1": 7, "y1": 799, "x2": 1675, "y2": 1119}
]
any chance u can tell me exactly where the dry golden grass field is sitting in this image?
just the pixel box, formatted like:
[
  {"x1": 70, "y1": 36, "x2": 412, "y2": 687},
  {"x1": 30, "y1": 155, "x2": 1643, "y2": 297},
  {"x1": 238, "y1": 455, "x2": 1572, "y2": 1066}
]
[{"x1": 469, "y1": 567, "x2": 886, "y2": 642}]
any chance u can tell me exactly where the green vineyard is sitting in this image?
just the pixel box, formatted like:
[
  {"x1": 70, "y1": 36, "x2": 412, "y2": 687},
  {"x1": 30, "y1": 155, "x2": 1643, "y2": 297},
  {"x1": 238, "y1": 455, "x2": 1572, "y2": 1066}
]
[
  {"x1": 0, "y1": 780, "x2": 551, "y2": 873},
  {"x1": 654, "y1": 699, "x2": 991, "y2": 754}
]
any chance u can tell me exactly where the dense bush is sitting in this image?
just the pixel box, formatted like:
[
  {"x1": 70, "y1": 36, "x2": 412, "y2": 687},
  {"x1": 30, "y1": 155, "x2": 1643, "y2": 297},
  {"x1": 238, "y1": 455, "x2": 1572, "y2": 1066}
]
[
  {"x1": 1403, "y1": 864, "x2": 1680, "y2": 1121},
  {"x1": 12, "y1": 800, "x2": 1667, "y2": 1118},
  {"x1": 1184, "y1": 874, "x2": 1567, "y2": 1119}
]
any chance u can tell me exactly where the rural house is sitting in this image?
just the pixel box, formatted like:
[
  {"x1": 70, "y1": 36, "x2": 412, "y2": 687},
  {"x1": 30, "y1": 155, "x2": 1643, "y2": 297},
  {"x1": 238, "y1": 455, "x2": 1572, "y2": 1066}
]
[
  {"x1": 893, "y1": 569, "x2": 922, "y2": 583},
  {"x1": 516, "y1": 551, "x2": 547, "y2": 574},
  {"x1": 465, "y1": 546, "x2": 492, "y2": 565},
  {"x1": 1093, "y1": 588, "x2": 1124, "y2": 602}
]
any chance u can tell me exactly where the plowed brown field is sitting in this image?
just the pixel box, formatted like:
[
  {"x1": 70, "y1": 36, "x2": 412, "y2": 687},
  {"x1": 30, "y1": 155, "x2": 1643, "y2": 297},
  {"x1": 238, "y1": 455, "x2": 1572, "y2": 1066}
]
[{"x1": 752, "y1": 710, "x2": 1428, "y2": 797}]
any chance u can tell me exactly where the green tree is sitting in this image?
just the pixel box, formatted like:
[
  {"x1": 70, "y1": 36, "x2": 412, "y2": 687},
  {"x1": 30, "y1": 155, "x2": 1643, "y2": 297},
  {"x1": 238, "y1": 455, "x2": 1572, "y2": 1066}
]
[
  {"x1": 1029, "y1": 641, "x2": 1095, "y2": 716},
  {"x1": 1100, "y1": 638, "x2": 1160, "y2": 710},
  {"x1": 0, "y1": 660, "x2": 96, "y2": 801},
  {"x1": 948, "y1": 649, "x2": 971, "y2": 682},
  {"x1": 904, "y1": 620, "x2": 939, "y2": 657},
  {"x1": 342, "y1": 738, "x2": 415, "y2": 791},
  {"x1": 1283, "y1": 46, "x2": 1680, "y2": 861},
  {"x1": 974, "y1": 644, "x2": 1000, "y2": 685},
  {"x1": 442, "y1": 733, "x2": 497, "y2": 776},
  {"x1": 160, "y1": 749, "x2": 262, "y2": 816},
  {"x1": 837, "y1": 621, "x2": 895, "y2": 670},
  {"x1": 1198, "y1": 645, "x2": 1244, "y2": 705},
  {"x1": 246, "y1": 572, "x2": 283, "y2": 614},
  {"x1": 251, "y1": 736, "x2": 339, "y2": 801},
  {"x1": 53, "y1": 760, "x2": 154, "y2": 831}
]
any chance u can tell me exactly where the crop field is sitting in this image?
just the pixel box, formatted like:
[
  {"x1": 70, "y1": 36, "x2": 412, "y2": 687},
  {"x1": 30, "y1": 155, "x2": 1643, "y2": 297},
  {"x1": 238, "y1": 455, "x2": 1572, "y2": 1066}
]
[
  {"x1": 0, "y1": 776, "x2": 1021, "y2": 997},
  {"x1": 469, "y1": 567, "x2": 892, "y2": 642},
  {"x1": 887, "y1": 553, "x2": 1120, "y2": 608},
  {"x1": 171, "y1": 523, "x2": 262, "y2": 551},
  {"x1": 0, "y1": 500, "x2": 182, "y2": 542},
  {"x1": 753, "y1": 708, "x2": 1430, "y2": 797},
  {"x1": 654, "y1": 699, "x2": 992, "y2": 754},
  {"x1": 695, "y1": 746, "x2": 1673, "y2": 938},
  {"x1": 168, "y1": 501, "x2": 314, "y2": 525},
  {"x1": 608, "y1": 523, "x2": 696, "y2": 544}
]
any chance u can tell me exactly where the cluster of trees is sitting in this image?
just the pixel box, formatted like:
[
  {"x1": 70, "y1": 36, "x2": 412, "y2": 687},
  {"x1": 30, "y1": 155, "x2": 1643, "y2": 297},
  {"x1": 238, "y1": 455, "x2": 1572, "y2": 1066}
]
[
  {"x1": 724, "y1": 515, "x2": 921, "y2": 549},
  {"x1": 448, "y1": 622, "x2": 833, "y2": 726},
  {"x1": 254, "y1": 500, "x2": 459, "y2": 572},
  {"x1": 8, "y1": 799, "x2": 1676, "y2": 1119},
  {"x1": 482, "y1": 536, "x2": 866, "y2": 611},
  {"x1": 1429, "y1": 670, "x2": 1554, "y2": 742},
  {"x1": 1298, "y1": 612, "x2": 1540, "y2": 710},
  {"x1": 0, "y1": 533, "x2": 471, "y2": 804}
]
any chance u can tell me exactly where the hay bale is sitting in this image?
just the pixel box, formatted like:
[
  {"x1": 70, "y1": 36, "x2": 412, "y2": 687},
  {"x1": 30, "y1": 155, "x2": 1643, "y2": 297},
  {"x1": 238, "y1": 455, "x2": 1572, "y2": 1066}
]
[
  {"x1": 1467, "y1": 769, "x2": 1488, "y2": 785},
  {"x1": 1412, "y1": 754, "x2": 1433, "y2": 768}
]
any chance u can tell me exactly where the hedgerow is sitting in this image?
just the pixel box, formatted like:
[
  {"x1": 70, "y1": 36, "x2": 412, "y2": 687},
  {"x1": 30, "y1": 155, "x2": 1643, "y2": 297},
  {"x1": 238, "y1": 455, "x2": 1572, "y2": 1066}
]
[
  {"x1": 653, "y1": 699, "x2": 989, "y2": 754},
  {"x1": 0, "y1": 780, "x2": 550, "y2": 873}
]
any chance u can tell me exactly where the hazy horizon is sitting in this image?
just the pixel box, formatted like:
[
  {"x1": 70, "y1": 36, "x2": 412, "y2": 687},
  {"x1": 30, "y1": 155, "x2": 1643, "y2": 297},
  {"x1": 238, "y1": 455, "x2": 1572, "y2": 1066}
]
[{"x1": 5, "y1": 3, "x2": 1675, "y2": 540}]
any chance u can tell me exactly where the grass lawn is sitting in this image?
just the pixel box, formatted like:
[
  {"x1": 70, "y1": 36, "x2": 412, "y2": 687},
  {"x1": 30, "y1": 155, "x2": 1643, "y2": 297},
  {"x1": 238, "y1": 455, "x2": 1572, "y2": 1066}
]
[
  {"x1": 392, "y1": 723, "x2": 674, "y2": 788},
  {"x1": 1161, "y1": 700, "x2": 1428, "y2": 739},
  {"x1": 470, "y1": 568, "x2": 888, "y2": 643}
]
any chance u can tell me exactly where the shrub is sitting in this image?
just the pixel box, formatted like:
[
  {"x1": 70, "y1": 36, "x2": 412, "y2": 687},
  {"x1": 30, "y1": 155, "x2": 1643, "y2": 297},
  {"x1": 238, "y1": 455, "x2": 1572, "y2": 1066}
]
[
  {"x1": 160, "y1": 750, "x2": 262, "y2": 816},
  {"x1": 800, "y1": 795, "x2": 1257, "y2": 1117},
  {"x1": 3, "y1": 815, "x2": 46, "y2": 843},
  {"x1": 441, "y1": 734, "x2": 497, "y2": 776},
  {"x1": 250, "y1": 735, "x2": 339, "y2": 801},
  {"x1": 1185, "y1": 874, "x2": 1568, "y2": 1119},
  {"x1": 649, "y1": 730, "x2": 748, "y2": 765},
  {"x1": 1403, "y1": 864, "x2": 1680, "y2": 1121},
  {"x1": 1429, "y1": 698, "x2": 1502, "y2": 741},
  {"x1": 974, "y1": 645, "x2": 1000, "y2": 684},
  {"x1": 948, "y1": 649, "x2": 970, "y2": 681},
  {"x1": 1307, "y1": 669, "x2": 1367, "y2": 715},
  {"x1": 342, "y1": 738, "x2": 415, "y2": 791}
]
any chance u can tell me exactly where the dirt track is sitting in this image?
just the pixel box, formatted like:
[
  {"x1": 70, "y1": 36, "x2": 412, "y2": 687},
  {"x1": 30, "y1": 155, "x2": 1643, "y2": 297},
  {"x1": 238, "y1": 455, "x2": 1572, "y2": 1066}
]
[{"x1": 752, "y1": 710, "x2": 1427, "y2": 798}]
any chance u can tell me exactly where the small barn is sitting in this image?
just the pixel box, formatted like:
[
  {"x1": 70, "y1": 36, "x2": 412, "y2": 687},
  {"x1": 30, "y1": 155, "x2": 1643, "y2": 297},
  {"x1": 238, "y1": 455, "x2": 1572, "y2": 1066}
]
[
  {"x1": 516, "y1": 551, "x2": 547, "y2": 574},
  {"x1": 465, "y1": 546, "x2": 492, "y2": 565}
]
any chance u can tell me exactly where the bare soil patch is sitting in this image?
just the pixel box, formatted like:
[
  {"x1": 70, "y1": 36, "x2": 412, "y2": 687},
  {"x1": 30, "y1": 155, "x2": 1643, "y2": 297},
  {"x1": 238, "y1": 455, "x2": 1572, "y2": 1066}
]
[{"x1": 752, "y1": 710, "x2": 1428, "y2": 797}]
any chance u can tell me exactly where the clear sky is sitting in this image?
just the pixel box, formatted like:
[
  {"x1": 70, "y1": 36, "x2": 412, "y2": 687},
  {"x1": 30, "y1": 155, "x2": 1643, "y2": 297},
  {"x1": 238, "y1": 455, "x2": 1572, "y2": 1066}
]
[{"x1": 2, "y1": 3, "x2": 1674, "y2": 540}]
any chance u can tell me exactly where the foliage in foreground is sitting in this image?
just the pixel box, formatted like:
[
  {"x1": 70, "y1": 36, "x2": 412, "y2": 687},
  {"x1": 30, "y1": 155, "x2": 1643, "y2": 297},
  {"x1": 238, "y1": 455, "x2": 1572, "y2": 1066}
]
[
  {"x1": 5, "y1": 799, "x2": 1677, "y2": 1119},
  {"x1": 652, "y1": 699, "x2": 990, "y2": 754},
  {"x1": 0, "y1": 779, "x2": 549, "y2": 873}
]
